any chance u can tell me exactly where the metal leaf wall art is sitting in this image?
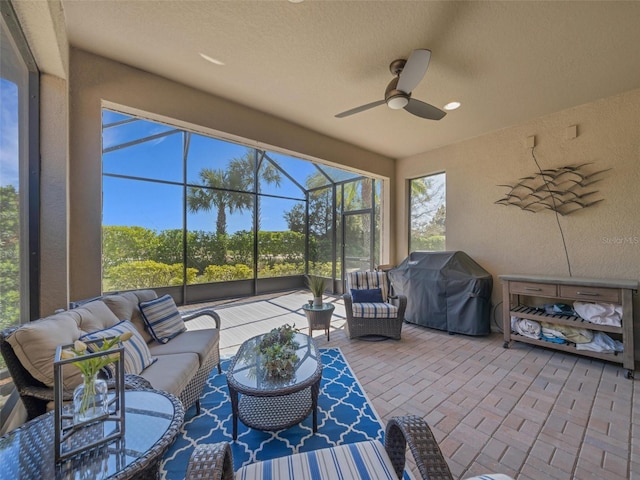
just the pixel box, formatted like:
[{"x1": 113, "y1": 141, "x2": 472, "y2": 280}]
[{"x1": 495, "y1": 163, "x2": 610, "y2": 216}]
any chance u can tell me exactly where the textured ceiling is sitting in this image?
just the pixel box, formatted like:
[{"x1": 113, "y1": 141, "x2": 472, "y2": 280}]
[{"x1": 60, "y1": 0, "x2": 640, "y2": 159}]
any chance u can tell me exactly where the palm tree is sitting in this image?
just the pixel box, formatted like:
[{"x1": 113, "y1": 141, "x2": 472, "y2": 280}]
[
  {"x1": 187, "y1": 150, "x2": 281, "y2": 236},
  {"x1": 187, "y1": 169, "x2": 236, "y2": 236}
]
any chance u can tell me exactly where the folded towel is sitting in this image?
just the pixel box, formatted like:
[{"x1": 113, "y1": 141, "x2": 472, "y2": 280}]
[
  {"x1": 574, "y1": 301, "x2": 622, "y2": 327},
  {"x1": 540, "y1": 321, "x2": 593, "y2": 344},
  {"x1": 511, "y1": 316, "x2": 541, "y2": 339},
  {"x1": 576, "y1": 332, "x2": 623, "y2": 353}
]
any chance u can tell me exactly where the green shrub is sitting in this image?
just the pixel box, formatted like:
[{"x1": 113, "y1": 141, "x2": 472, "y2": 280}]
[
  {"x1": 201, "y1": 264, "x2": 253, "y2": 282},
  {"x1": 307, "y1": 261, "x2": 333, "y2": 278},
  {"x1": 258, "y1": 262, "x2": 304, "y2": 278},
  {"x1": 412, "y1": 235, "x2": 445, "y2": 252},
  {"x1": 103, "y1": 261, "x2": 196, "y2": 291},
  {"x1": 257, "y1": 231, "x2": 305, "y2": 266},
  {"x1": 227, "y1": 230, "x2": 253, "y2": 265}
]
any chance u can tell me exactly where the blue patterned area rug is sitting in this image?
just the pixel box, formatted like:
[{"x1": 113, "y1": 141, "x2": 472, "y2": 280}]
[{"x1": 161, "y1": 348, "x2": 402, "y2": 479}]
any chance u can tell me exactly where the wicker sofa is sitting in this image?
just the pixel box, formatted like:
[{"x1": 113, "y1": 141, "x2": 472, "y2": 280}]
[
  {"x1": 343, "y1": 270, "x2": 407, "y2": 340},
  {"x1": 0, "y1": 289, "x2": 220, "y2": 420},
  {"x1": 185, "y1": 415, "x2": 513, "y2": 480}
]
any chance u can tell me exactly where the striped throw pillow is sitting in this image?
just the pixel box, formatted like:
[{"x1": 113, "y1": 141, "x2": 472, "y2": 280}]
[
  {"x1": 81, "y1": 320, "x2": 156, "y2": 375},
  {"x1": 139, "y1": 294, "x2": 186, "y2": 344}
]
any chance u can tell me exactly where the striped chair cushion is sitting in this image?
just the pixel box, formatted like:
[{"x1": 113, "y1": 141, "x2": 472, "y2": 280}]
[
  {"x1": 465, "y1": 476, "x2": 515, "y2": 480},
  {"x1": 236, "y1": 440, "x2": 399, "y2": 480},
  {"x1": 352, "y1": 302, "x2": 399, "y2": 319},
  {"x1": 346, "y1": 271, "x2": 389, "y2": 302},
  {"x1": 139, "y1": 294, "x2": 186, "y2": 344}
]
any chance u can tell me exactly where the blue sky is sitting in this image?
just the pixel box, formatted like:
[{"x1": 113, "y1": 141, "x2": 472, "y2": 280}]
[
  {"x1": 102, "y1": 110, "x2": 353, "y2": 233},
  {"x1": 1, "y1": 100, "x2": 363, "y2": 234},
  {"x1": 0, "y1": 78, "x2": 19, "y2": 189}
]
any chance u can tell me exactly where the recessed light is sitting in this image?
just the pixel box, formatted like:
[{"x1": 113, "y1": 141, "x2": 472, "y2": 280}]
[
  {"x1": 288, "y1": 0, "x2": 304, "y2": 3},
  {"x1": 444, "y1": 101, "x2": 461, "y2": 111},
  {"x1": 199, "y1": 53, "x2": 225, "y2": 66}
]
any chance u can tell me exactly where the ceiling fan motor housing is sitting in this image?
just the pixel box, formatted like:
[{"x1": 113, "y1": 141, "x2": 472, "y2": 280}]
[
  {"x1": 385, "y1": 77, "x2": 410, "y2": 109},
  {"x1": 389, "y1": 58, "x2": 407, "y2": 76}
]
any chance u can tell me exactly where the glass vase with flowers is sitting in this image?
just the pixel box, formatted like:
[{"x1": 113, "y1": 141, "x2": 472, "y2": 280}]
[{"x1": 60, "y1": 332, "x2": 132, "y2": 424}]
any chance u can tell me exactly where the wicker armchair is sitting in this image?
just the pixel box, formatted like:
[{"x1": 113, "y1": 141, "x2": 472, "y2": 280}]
[
  {"x1": 186, "y1": 415, "x2": 454, "y2": 480},
  {"x1": 343, "y1": 270, "x2": 407, "y2": 340}
]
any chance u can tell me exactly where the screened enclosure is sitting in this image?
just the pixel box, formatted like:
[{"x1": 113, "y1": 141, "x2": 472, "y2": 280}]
[{"x1": 101, "y1": 109, "x2": 382, "y2": 304}]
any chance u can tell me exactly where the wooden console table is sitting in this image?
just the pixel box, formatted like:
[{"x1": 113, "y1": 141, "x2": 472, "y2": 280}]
[{"x1": 500, "y1": 274, "x2": 637, "y2": 379}]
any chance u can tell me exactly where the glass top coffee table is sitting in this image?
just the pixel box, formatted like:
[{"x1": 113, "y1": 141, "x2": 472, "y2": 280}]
[{"x1": 227, "y1": 332, "x2": 323, "y2": 440}]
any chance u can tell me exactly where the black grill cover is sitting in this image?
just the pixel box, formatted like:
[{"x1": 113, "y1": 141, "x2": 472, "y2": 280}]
[{"x1": 388, "y1": 251, "x2": 493, "y2": 335}]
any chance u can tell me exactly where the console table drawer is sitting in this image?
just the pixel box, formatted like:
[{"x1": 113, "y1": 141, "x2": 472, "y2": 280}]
[
  {"x1": 510, "y1": 281, "x2": 557, "y2": 296},
  {"x1": 559, "y1": 285, "x2": 620, "y2": 303}
]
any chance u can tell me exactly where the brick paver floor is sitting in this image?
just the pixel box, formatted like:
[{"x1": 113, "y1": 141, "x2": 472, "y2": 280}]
[{"x1": 183, "y1": 291, "x2": 638, "y2": 480}]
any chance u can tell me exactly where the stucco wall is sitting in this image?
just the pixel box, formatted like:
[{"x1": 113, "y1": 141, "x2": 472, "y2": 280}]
[
  {"x1": 40, "y1": 74, "x2": 69, "y2": 315},
  {"x1": 396, "y1": 88, "x2": 640, "y2": 359},
  {"x1": 68, "y1": 48, "x2": 395, "y2": 302}
]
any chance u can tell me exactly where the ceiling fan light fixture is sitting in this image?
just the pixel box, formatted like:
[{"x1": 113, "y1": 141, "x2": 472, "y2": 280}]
[
  {"x1": 387, "y1": 95, "x2": 409, "y2": 110},
  {"x1": 444, "y1": 101, "x2": 461, "y2": 111},
  {"x1": 387, "y1": 94, "x2": 409, "y2": 110}
]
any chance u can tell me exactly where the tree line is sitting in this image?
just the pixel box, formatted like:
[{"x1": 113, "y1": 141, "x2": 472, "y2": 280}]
[
  {"x1": 102, "y1": 226, "x2": 333, "y2": 291},
  {"x1": 1, "y1": 186, "x2": 20, "y2": 370}
]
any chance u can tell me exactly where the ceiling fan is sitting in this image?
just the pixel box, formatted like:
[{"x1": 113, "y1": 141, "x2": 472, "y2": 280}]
[{"x1": 335, "y1": 49, "x2": 446, "y2": 121}]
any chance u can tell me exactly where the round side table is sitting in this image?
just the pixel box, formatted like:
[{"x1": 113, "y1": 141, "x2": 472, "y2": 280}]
[
  {"x1": 302, "y1": 302, "x2": 335, "y2": 340},
  {"x1": 0, "y1": 389, "x2": 183, "y2": 480}
]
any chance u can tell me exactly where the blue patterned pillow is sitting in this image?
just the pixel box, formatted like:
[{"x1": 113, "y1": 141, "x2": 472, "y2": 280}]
[
  {"x1": 139, "y1": 294, "x2": 186, "y2": 344},
  {"x1": 351, "y1": 288, "x2": 384, "y2": 303},
  {"x1": 80, "y1": 321, "x2": 156, "y2": 375}
]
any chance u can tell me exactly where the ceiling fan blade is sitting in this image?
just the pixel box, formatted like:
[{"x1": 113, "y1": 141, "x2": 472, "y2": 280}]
[
  {"x1": 397, "y1": 49, "x2": 431, "y2": 93},
  {"x1": 335, "y1": 99, "x2": 386, "y2": 118},
  {"x1": 404, "y1": 98, "x2": 446, "y2": 120}
]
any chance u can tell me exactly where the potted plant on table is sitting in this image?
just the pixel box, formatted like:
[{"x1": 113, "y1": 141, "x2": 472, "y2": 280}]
[
  {"x1": 306, "y1": 275, "x2": 326, "y2": 307},
  {"x1": 256, "y1": 324, "x2": 300, "y2": 379}
]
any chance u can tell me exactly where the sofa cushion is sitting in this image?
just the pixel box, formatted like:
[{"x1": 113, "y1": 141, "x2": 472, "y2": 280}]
[
  {"x1": 139, "y1": 352, "x2": 199, "y2": 397},
  {"x1": 6, "y1": 313, "x2": 85, "y2": 389},
  {"x1": 139, "y1": 294, "x2": 186, "y2": 344},
  {"x1": 147, "y1": 329, "x2": 219, "y2": 366},
  {"x1": 101, "y1": 290, "x2": 157, "y2": 343},
  {"x1": 80, "y1": 321, "x2": 156, "y2": 375},
  {"x1": 236, "y1": 440, "x2": 398, "y2": 480},
  {"x1": 74, "y1": 300, "x2": 122, "y2": 334}
]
